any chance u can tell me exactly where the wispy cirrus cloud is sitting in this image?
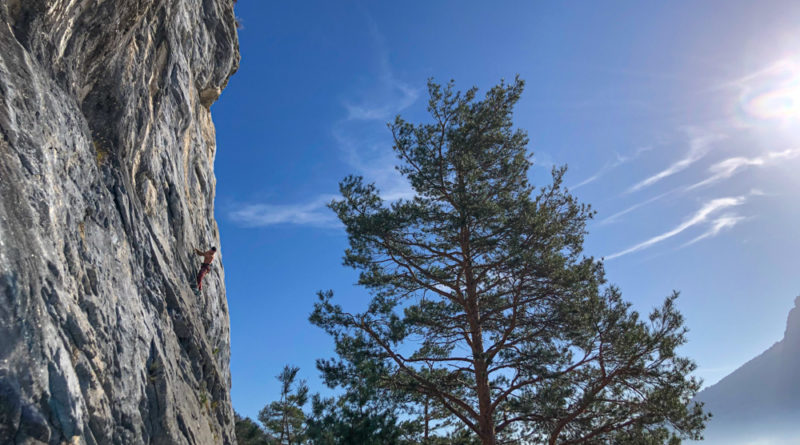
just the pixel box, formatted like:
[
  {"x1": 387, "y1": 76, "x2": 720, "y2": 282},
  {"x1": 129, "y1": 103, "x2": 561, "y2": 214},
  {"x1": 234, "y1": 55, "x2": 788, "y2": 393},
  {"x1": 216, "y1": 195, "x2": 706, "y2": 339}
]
[
  {"x1": 229, "y1": 194, "x2": 340, "y2": 228},
  {"x1": 571, "y1": 171, "x2": 604, "y2": 190},
  {"x1": 680, "y1": 214, "x2": 747, "y2": 248},
  {"x1": 599, "y1": 59, "x2": 800, "y2": 257},
  {"x1": 600, "y1": 148, "x2": 797, "y2": 225},
  {"x1": 598, "y1": 188, "x2": 678, "y2": 225},
  {"x1": 332, "y1": 15, "x2": 418, "y2": 202},
  {"x1": 711, "y1": 58, "x2": 797, "y2": 92},
  {"x1": 628, "y1": 129, "x2": 726, "y2": 193},
  {"x1": 228, "y1": 17, "x2": 418, "y2": 228},
  {"x1": 343, "y1": 79, "x2": 418, "y2": 121},
  {"x1": 605, "y1": 193, "x2": 750, "y2": 260},
  {"x1": 333, "y1": 130, "x2": 415, "y2": 201},
  {"x1": 686, "y1": 148, "x2": 800, "y2": 190},
  {"x1": 342, "y1": 17, "x2": 419, "y2": 122},
  {"x1": 572, "y1": 145, "x2": 653, "y2": 190}
]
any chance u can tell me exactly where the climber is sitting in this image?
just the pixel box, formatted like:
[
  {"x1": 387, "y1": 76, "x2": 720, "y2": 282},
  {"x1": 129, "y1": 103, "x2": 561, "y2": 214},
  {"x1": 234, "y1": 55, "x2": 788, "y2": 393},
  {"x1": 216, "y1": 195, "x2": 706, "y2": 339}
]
[{"x1": 193, "y1": 246, "x2": 216, "y2": 294}]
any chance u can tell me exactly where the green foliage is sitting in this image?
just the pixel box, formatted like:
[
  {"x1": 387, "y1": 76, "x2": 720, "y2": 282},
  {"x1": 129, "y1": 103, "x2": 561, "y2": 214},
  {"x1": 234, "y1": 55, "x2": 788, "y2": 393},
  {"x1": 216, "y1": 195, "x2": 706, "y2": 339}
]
[
  {"x1": 305, "y1": 334, "x2": 412, "y2": 444},
  {"x1": 311, "y1": 78, "x2": 709, "y2": 444},
  {"x1": 306, "y1": 393, "x2": 407, "y2": 445},
  {"x1": 235, "y1": 412, "x2": 272, "y2": 445},
  {"x1": 259, "y1": 365, "x2": 309, "y2": 445},
  {"x1": 307, "y1": 313, "x2": 472, "y2": 444}
]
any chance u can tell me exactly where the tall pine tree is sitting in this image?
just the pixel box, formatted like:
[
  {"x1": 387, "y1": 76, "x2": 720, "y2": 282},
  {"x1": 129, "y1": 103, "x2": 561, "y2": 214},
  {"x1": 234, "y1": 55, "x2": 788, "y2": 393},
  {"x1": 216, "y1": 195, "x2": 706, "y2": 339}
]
[{"x1": 311, "y1": 78, "x2": 708, "y2": 445}]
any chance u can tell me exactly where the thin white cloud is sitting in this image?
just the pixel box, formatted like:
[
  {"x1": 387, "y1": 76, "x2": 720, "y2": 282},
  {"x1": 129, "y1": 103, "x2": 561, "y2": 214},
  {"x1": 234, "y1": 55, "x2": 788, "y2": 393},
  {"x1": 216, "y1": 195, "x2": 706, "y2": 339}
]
[
  {"x1": 628, "y1": 129, "x2": 726, "y2": 193},
  {"x1": 571, "y1": 171, "x2": 604, "y2": 190},
  {"x1": 605, "y1": 194, "x2": 748, "y2": 260},
  {"x1": 572, "y1": 145, "x2": 653, "y2": 190},
  {"x1": 342, "y1": 16, "x2": 419, "y2": 121},
  {"x1": 229, "y1": 18, "x2": 418, "y2": 229},
  {"x1": 531, "y1": 151, "x2": 556, "y2": 170},
  {"x1": 229, "y1": 194, "x2": 340, "y2": 228},
  {"x1": 614, "y1": 145, "x2": 654, "y2": 164},
  {"x1": 686, "y1": 148, "x2": 800, "y2": 190},
  {"x1": 333, "y1": 130, "x2": 415, "y2": 201},
  {"x1": 335, "y1": 15, "x2": 417, "y2": 200},
  {"x1": 680, "y1": 214, "x2": 746, "y2": 248},
  {"x1": 600, "y1": 149, "x2": 796, "y2": 225},
  {"x1": 344, "y1": 80, "x2": 418, "y2": 121},
  {"x1": 598, "y1": 188, "x2": 678, "y2": 225},
  {"x1": 711, "y1": 58, "x2": 797, "y2": 92}
]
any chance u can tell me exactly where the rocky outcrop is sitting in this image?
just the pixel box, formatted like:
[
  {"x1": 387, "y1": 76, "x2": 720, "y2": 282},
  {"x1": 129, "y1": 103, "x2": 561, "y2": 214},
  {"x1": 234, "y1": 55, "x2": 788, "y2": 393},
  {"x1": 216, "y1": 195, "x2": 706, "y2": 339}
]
[
  {"x1": 0, "y1": 1, "x2": 239, "y2": 444},
  {"x1": 695, "y1": 295, "x2": 800, "y2": 442}
]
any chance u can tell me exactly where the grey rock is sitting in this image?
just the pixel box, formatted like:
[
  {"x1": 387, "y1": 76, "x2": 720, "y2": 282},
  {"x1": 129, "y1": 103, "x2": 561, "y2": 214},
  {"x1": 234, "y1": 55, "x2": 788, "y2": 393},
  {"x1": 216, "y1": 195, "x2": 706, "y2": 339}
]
[
  {"x1": 695, "y1": 296, "x2": 800, "y2": 442},
  {"x1": 0, "y1": 0, "x2": 239, "y2": 444}
]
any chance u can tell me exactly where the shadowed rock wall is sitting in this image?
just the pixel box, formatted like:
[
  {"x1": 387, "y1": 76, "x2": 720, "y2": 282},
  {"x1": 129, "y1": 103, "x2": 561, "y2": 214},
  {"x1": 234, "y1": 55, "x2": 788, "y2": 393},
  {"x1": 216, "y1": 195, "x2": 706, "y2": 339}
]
[
  {"x1": 695, "y1": 296, "x2": 800, "y2": 443},
  {"x1": 0, "y1": 0, "x2": 239, "y2": 443}
]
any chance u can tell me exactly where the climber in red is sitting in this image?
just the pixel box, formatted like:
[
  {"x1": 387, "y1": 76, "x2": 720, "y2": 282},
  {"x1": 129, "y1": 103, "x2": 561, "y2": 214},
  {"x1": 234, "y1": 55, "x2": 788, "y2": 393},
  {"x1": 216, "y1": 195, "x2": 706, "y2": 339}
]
[{"x1": 193, "y1": 246, "x2": 216, "y2": 293}]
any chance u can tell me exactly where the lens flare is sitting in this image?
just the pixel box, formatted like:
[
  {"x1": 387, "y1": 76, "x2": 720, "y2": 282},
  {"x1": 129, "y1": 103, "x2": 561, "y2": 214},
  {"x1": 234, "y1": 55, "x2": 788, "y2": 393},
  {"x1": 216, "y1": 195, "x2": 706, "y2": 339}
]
[
  {"x1": 744, "y1": 84, "x2": 800, "y2": 119},
  {"x1": 739, "y1": 60, "x2": 800, "y2": 123}
]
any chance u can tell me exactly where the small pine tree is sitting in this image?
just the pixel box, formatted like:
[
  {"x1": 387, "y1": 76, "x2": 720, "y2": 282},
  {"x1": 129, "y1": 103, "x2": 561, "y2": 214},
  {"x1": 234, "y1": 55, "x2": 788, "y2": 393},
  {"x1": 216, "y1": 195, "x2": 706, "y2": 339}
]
[
  {"x1": 259, "y1": 365, "x2": 309, "y2": 445},
  {"x1": 234, "y1": 412, "x2": 271, "y2": 445},
  {"x1": 306, "y1": 339, "x2": 409, "y2": 445}
]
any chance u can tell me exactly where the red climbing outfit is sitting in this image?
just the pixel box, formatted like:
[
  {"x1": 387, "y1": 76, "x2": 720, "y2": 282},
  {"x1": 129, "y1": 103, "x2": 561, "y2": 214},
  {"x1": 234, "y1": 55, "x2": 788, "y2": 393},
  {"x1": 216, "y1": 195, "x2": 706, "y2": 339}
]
[{"x1": 196, "y1": 263, "x2": 211, "y2": 290}]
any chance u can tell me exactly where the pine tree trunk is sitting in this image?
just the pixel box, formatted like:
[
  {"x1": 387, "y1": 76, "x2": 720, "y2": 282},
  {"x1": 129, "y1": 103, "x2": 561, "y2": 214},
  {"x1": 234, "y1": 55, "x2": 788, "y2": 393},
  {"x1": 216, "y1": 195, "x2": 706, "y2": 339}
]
[
  {"x1": 476, "y1": 359, "x2": 497, "y2": 445},
  {"x1": 467, "y1": 283, "x2": 496, "y2": 444},
  {"x1": 462, "y1": 224, "x2": 497, "y2": 445},
  {"x1": 424, "y1": 398, "x2": 430, "y2": 443}
]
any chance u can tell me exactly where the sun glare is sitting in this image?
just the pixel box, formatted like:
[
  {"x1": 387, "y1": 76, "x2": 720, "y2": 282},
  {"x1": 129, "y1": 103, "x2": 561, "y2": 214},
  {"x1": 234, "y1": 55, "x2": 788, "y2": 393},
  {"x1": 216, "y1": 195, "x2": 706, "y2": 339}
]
[
  {"x1": 745, "y1": 83, "x2": 800, "y2": 120},
  {"x1": 740, "y1": 59, "x2": 800, "y2": 124}
]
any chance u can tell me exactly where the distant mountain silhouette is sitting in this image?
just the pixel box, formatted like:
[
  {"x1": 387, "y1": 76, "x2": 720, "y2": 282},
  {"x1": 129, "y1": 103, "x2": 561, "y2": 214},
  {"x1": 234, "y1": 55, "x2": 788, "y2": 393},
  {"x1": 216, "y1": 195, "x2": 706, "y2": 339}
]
[{"x1": 695, "y1": 295, "x2": 800, "y2": 444}]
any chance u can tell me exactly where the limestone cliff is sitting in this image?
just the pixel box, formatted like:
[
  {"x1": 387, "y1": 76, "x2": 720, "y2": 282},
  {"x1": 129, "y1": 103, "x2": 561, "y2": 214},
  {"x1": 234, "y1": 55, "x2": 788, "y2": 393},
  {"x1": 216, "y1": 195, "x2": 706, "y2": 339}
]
[{"x1": 0, "y1": 1, "x2": 239, "y2": 444}]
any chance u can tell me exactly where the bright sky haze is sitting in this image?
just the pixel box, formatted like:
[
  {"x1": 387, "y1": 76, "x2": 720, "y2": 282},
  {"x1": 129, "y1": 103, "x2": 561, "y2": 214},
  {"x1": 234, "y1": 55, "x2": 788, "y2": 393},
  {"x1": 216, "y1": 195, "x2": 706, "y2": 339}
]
[{"x1": 212, "y1": 0, "x2": 800, "y2": 422}]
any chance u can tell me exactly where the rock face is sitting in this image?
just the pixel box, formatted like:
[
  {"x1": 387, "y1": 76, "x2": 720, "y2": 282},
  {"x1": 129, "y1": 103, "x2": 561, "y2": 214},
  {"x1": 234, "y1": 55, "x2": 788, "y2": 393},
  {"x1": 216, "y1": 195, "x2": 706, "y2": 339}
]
[
  {"x1": 694, "y1": 296, "x2": 800, "y2": 443},
  {"x1": 0, "y1": 1, "x2": 239, "y2": 444}
]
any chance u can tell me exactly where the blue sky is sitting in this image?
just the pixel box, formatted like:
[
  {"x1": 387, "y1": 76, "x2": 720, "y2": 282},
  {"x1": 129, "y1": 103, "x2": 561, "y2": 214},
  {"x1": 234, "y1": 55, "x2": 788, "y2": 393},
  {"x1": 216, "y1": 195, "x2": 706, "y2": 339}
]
[{"x1": 212, "y1": 0, "x2": 800, "y2": 421}]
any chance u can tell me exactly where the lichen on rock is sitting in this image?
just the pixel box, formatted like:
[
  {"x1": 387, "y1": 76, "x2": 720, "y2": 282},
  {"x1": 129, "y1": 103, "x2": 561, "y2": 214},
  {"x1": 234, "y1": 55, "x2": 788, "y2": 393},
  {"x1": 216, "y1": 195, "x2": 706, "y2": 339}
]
[{"x1": 0, "y1": 0, "x2": 239, "y2": 443}]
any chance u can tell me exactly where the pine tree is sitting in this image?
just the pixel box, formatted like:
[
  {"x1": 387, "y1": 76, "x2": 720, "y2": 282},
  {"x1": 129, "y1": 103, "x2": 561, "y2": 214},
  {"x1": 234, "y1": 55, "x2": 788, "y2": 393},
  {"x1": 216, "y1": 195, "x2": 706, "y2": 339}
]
[
  {"x1": 306, "y1": 334, "x2": 413, "y2": 445},
  {"x1": 234, "y1": 412, "x2": 272, "y2": 445},
  {"x1": 259, "y1": 366, "x2": 309, "y2": 445},
  {"x1": 311, "y1": 78, "x2": 709, "y2": 445}
]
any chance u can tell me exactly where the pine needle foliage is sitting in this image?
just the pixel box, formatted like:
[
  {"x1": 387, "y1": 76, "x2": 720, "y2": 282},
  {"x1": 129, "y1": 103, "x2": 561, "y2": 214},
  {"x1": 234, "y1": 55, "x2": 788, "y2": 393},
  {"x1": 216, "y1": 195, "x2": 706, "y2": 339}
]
[
  {"x1": 259, "y1": 365, "x2": 309, "y2": 445},
  {"x1": 311, "y1": 78, "x2": 709, "y2": 445}
]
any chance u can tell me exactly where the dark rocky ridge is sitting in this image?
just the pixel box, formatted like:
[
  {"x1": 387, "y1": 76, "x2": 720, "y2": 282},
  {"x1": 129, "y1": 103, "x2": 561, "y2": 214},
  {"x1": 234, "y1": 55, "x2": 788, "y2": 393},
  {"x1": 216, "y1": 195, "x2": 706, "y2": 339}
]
[
  {"x1": 0, "y1": 1, "x2": 239, "y2": 443},
  {"x1": 695, "y1": 295, "x2": 800, "y2": 442}
]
